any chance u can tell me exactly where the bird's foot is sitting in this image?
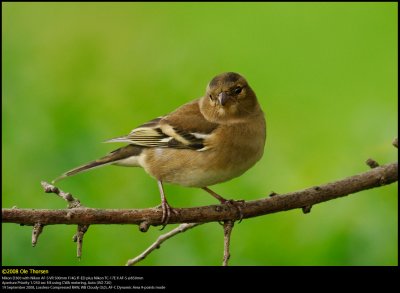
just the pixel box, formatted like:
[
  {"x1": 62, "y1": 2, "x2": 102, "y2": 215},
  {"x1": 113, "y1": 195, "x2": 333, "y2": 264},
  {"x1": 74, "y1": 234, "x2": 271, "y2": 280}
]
[
  {"x1": 159, "y1": 201, "x2": 178, "y2": 230},
  {"x1": 157, "y1": 180, "x2": 177, "y2": 230},
  {"x1": 220, "y1": 199, "x2": 245, "y2": 223},
  {"x1": 201, "y1": 187, "x2": 245, "y2": 222}
]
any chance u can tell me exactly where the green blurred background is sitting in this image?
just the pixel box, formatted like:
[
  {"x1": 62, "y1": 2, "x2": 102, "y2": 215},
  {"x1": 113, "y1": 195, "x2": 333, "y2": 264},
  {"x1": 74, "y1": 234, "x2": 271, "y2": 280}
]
[{"x1": 2, "y1": 2, "x2": 397, "y2": 266}]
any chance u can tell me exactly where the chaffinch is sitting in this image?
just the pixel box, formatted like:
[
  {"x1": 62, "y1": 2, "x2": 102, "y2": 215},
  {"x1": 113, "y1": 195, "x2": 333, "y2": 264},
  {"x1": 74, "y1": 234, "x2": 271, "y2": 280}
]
[{"x1": 53, "y1": 72, "x2": 266, "y2": 225}]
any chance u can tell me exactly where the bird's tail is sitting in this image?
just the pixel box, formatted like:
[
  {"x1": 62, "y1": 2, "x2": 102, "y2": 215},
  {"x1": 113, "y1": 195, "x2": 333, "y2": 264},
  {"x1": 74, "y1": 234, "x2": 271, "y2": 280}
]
[{"x1": 52, "y1": 145, "x2": 143, "y2": 183}]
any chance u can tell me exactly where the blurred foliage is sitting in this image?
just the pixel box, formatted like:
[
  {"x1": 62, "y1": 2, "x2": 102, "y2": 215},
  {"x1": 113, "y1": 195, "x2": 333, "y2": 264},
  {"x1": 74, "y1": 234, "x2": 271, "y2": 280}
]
[{"x1": 2, "y1": 2, "x2": 397, "y2": 266}]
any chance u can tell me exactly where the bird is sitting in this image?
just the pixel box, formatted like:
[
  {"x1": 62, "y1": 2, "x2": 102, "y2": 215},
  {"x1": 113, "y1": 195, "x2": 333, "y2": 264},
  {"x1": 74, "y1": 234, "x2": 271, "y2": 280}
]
[{"x1": 53, "y1": 72, "x2": 266, "y2": 226}]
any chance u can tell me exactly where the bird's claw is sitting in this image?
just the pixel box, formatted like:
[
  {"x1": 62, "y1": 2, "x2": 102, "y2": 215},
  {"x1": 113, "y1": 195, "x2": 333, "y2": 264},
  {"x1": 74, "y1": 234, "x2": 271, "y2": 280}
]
[
  {"x1": 160, "y1": 201, "x2": 171, "y2": 230},
  {"x1": 160, "y1": 202, "x2": 178, "y2": 230},
  {"x1": 222, "y1": 199, "x2": 245, "y2": 223}
]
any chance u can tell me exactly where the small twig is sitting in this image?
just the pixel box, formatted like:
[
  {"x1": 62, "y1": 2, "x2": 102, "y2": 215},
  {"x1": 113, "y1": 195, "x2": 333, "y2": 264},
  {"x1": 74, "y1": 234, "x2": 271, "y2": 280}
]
[
  {"x1": 139, "y1": 221, "x2": 150, "y2": 232},
  {"x1": 366, "y1": 158, "x2": 380, "y2": 169},
  {"x1": 126, "y1": 223, "x2": 201, "y2": 266},
  {"x1": 302, "y1": 205, "x2": 312, "y2": 214},
  {"x1": 41, "y1": 181, "x2": 88, "y2": 259},
  {"x1": 41, "y1": 181, "x2": 82, "y2": 209},
  {"x1": 222, "y1": 220, "x2": 234, "y2": 266},
  {"x1": 73, "y1": 225, "x2": 89, "y2": 259},
  {"x1": 32, "y1": 223, "x2": 44, "y2": 247},
  {"x1": 393, "y1": 137, "x2": 398, "y2": 148}
]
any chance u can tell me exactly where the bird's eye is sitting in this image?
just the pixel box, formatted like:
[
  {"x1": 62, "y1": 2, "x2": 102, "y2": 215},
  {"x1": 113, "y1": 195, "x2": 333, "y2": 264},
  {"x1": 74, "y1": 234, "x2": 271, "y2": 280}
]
[{"x1": 233, "y1": 87, "x2": 242, "y2": 94}]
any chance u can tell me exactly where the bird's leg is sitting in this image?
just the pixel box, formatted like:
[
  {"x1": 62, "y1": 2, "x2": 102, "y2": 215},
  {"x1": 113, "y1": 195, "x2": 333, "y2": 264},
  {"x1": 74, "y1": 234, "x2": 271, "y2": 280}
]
[
  {"x1": 158, "y1": 180, "x2": 173, "y2": 229},
  {"x1": 202, "y1": 187, "x2": 228, "y2": 202},
  {"x1": 202, "y1": 187, "x2": 244, "y2": 222}
]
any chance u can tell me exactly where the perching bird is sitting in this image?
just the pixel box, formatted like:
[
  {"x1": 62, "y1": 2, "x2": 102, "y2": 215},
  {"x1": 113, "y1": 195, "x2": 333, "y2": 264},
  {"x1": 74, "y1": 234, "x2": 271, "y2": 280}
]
[{"x1": 53, "y1": 72, "x2": 266, "y2": 225}]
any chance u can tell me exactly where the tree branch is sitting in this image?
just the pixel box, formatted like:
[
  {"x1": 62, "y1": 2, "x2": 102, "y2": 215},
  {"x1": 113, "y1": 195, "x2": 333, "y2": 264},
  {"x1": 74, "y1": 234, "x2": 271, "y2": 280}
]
[
  {"x1": 2, "y1": 162, "x2": 397, "y2": 226},
  {"x1": 73, "y1": 224, "x2": 89, "y2": 260},
  {"x1": 31, "y1": 223, "x2": 44, "y2": 247},
  {"x1": 41, "y1": 181, "x2": 82, "y2": 209},
  {"x1": 126, "y1": 223, "x2": 201, "y2": 266},
  {"x1": 222, "y1": 221, "x2": 234, "y2": 266}
]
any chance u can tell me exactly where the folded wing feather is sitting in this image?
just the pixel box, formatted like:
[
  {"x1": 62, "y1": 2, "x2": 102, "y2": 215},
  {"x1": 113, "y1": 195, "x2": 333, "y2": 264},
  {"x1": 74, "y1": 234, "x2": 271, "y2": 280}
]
[{"x1": 105, "y1": 117, "x2": 213, "y2": 151}]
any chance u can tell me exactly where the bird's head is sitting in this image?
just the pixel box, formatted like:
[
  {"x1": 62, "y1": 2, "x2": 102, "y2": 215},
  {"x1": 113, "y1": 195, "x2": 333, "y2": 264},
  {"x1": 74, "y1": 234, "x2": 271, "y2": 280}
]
[{"x1": 200, "y1": 72, "x2": 260, "y2": 123}]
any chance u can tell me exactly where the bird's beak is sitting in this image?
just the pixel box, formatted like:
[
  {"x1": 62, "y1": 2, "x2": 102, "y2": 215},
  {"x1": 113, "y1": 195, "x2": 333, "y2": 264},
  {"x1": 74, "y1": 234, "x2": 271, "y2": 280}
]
[{"x1": 218, "y1": 92, "x2": 229, "y2": 106}]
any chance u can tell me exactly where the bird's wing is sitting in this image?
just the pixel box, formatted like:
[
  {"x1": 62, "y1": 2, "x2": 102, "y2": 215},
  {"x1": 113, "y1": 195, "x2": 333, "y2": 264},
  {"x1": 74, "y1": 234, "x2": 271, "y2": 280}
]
[
  {"x1": 105, "y1": 100, "x2": 219, "y2": 151},
  {"x1": 105, "y1": 117, "x2": 172, "y2": 147}
]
